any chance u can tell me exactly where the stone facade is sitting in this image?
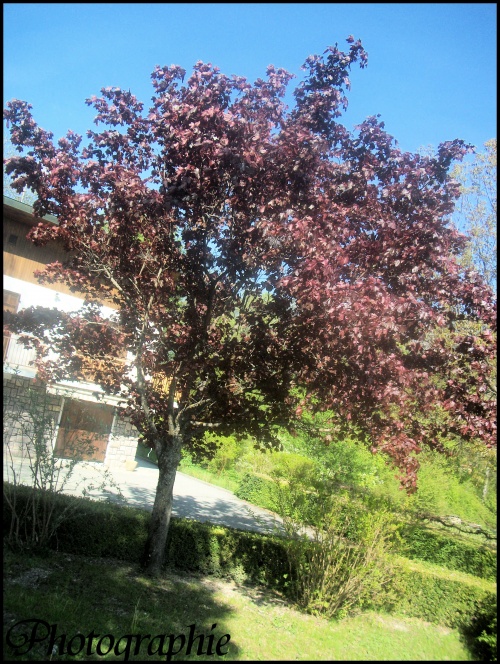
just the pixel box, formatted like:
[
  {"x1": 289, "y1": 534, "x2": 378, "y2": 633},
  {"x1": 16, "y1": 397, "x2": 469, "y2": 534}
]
[
  {"x1": 3, "y1": 373, "x2": 62, "y2": 459},
  {"x1": 104, "y1": 414, "x2": 140, "y2": 468},
  {"x1": 3, "y1": 373, "x2": 139, "y2": 466}
]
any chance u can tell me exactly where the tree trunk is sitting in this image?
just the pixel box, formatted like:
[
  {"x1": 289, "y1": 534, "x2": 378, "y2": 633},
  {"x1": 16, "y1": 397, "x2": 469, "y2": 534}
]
[{"x1": 141, "y1": 435, "x2": 183, "y2": 576}]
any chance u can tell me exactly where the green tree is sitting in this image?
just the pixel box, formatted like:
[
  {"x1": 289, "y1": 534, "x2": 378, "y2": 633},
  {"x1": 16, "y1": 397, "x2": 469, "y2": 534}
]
[{"x1": 452, "y1": 139, "x2": 496, "y2": 290}]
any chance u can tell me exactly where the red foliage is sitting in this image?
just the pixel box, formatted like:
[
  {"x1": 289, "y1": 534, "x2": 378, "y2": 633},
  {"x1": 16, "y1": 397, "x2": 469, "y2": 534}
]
[{"x1": 4, "y1": 38, "x2": 496, "y2": 491}]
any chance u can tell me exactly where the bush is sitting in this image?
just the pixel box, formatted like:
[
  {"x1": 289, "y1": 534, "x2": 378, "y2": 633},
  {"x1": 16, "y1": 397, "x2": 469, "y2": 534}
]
[
  {"x1": 460, "y1": 594, "x2": 497, "y2": 661},
  {"x1": 404, "y1": 450, "x2": 496, "y2": 530},
  {"x1": 277, "y1": 412, "x2": 403, "y2": 496},
  {"x1": 236, "y1": 454, "x2": 325, "y2": 524},
  {"x1": 204, "y1": 433, "x2": 240, "y2": 476},
  {"x1": 2, "y1": 483, "x2": 290, "y2": 588},
  {"x1": 55, "y1": 498, "x2": 150, "y2": 561},
  {"x1": 386, "y1": 555, "x2": 496, "y2": 629},
  {"x1": 398, "y1": 523, "x2": 496, "y2": 581},
  {"x1": 3, "y1": 383, "x2": 122, "y2": 550},
  {"x1": 166, "y1": 518, "x2": 290, "y2": 588},
  {"x1": 267, "y1": 473, "x2": 399, "y2": 619},
  {"x1": 269, "y1": 451, "x2": 317, "y2": 480},
  {"x1": 234, "y1": 472, "x2": 276, "y2": 510},
  {"x1": 267, "y1": 480, "x2": 497, "y2": 583},
  {"x1": 283, "y1": 508, "x2": 398, "y2": 619},
  {"x1": 4, "y1": 481, "x2": 496, "y2": 651},
  {"x1": 3, "y1": 484, "x2": 149, "y2": 560}
]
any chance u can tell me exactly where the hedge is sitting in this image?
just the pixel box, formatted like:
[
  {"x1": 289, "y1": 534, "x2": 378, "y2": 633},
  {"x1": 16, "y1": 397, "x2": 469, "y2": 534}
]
[
  {"x1": 3, "y1": 483, "x2": 496, "y2": 642},
  {"x1": 398, "y1": 523, "x2": 496, "y2": 581},
  {"x1": 235, "y1": 472, "x2": 497, "y2": 581},
  {"x1": 382, "y1": 558, "x2": 497, "y2": 661},
  {"x1": 165, "y1": 518, "x2": 290, "y2": 588},
  {"x1": 385, "y1": 555, "x2": 496, "y2": 629},
  {"x1": 234, "y1": 472, "x2": 276, "y2": 511},
  {"x1": 2, "y1": 484, "x2": 290, "y2": 588}
]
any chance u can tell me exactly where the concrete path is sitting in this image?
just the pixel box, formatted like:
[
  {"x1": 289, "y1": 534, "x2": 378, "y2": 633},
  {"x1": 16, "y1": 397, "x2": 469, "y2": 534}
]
[{"x1": 4, "y1": 456, "x2": 285, "y2": 536}]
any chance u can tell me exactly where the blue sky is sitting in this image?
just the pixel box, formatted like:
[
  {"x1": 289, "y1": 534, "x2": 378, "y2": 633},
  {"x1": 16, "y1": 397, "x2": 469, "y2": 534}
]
[{"x1": 4, "y1": 3, "x2": 497, "y2": 156}]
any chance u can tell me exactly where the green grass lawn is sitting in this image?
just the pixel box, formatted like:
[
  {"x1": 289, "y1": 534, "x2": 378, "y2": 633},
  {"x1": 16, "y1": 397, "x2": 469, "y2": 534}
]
[
  {"x1": 177, "y1": 461, "x2": 241, "y2": 494},
  {"x1": 3, "y1": 547, "x2": 472, "y2": 661}
]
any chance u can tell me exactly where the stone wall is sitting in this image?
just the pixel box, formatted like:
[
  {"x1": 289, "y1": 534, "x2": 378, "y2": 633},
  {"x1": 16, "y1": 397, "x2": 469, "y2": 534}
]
[
  {"x1": 3, "y1": 372, "x2": 139, "y2": 468},
  {"x1": 105, "y1": 413, "x2": 140, "y2": 468},
  {"x1": 3, "y1": 373, "x2": 62, "y2": 459}
]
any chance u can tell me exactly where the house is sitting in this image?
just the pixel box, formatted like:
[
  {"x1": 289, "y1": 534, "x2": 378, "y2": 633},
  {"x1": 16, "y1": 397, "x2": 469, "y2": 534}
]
[{"x1": 3, "y1": 195, "x2": 139, "y2": 467}]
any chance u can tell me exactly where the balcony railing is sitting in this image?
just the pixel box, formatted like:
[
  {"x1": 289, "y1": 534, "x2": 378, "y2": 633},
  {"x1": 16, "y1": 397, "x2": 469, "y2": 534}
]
[
  {"x1": 3, "y1": 333, "x2": 38, "y2": 374},
  {"x1": 4, "y1": 337, "x2": 178, "y2": 401},
  {"x1": 3, "y1": 336, "x2": 129, "y2": 384},
  {"x1": 73, "y1": 352, "x2": 128, "y2": 383}
]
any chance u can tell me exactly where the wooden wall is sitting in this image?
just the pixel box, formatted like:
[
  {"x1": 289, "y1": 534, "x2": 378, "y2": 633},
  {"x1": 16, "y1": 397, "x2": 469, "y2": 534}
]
[{"x1": 3, "y1": 215, "x2": 118, "y2": 308}]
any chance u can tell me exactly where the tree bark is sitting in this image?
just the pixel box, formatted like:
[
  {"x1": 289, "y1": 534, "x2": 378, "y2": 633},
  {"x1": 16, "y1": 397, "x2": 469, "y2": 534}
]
[{"x1": 141, "y1": 435, "x2": 183, "y2": 575}]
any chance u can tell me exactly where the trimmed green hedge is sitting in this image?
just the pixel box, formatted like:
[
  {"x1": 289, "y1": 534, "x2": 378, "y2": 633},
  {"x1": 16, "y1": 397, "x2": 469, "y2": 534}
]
[
  {"x1": 386, "y1": 555, "x2": 496, "y2": 629},
  {"x1": 460, "y1": 593, "x2": 497, "y2": 661},
  {"x1": 2, "y1": 484, "x2": 290, "y2": 589},
  {"x1": 3, "y1": 486, "x2": 151, "y2": 562},
  {"x1": 399, "y1": 524, "x2": 496, "y2": 581},
  {"x1": 165, "y1": 518, "x2": 290, "y2": 588},
  {"x1": 3, "y1": 482, "x2": 496, "y2": 651},
  {"x1": 385, "y1": 559, "x2": 497, "y2": 661}
]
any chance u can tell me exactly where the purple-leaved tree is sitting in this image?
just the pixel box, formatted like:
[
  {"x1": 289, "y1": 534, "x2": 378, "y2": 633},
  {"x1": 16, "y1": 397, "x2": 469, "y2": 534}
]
[{"x1": 4, "y1": 37, "x2": 496, "y2": 574}]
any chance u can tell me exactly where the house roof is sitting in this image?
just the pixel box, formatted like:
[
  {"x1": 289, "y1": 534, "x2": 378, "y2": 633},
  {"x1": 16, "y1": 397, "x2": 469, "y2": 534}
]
[{"x1": 3, "y1": 195, "x2": 58, "y2": 228}]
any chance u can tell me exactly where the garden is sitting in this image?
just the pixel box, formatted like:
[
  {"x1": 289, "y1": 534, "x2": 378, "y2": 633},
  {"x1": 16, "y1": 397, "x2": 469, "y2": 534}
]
[{"x1": 4, "y1": 407, "x2": 497, "y2": 660}]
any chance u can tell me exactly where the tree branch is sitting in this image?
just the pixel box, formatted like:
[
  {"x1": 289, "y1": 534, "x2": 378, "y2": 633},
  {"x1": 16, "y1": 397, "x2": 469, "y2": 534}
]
[{"x1": 417, "y1": 512, "x2": 497, "y2": 540}]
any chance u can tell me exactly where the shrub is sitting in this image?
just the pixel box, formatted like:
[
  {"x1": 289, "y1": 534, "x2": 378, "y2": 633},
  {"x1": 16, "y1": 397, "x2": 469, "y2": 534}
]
[
  {"x1": 3, "y1": 484, "x2": 148, "y2": 560},
  {"x1": 270, "y1": 482, "x2": 399, "y2": 619},
  {"x1": 54, "y1": 498, "x2": 150, "y2": 561},
  {"x1": 2, "y1": 483, "x2": 291, "y2": 587},
  {"x1": 404, "y1": 451, "x2": 496, "y2": 530},
  {"x1": 460, "y1": 594, "x2": 497, "y2": 661},
  {"x1": 398, "y1": 523, "x2": 496, "y2": 581},
  {"x1": 205, "y1": 433, "x2": 240, "y2": 476},
  {"x1": 4, "y1": 480, "x2": 496, "y2": 653},
  {"x1": 3, "y1": 383, "x2": 121, "y2": 550},
  {"x1": 234, "y1": 472, "x2": 276, "y2": 510},
  {"x1": 234, "y1": 443, "x2": 276, "y2": 477},
  {"x1": 179, "y1": 446, "x2": 195, "y2": 468},
  {"x1": 270, "y1": 451, "x2": 317, "y2": 480},
  {"x1": 166, "y1": 518, "x2": 290, "y2": 588},
  {"x1": 267, "y1": 467, "x2": 497, "y2": 583},
  {"x1": 386, "y1": 555, "x2": 496, "y2": 629}
]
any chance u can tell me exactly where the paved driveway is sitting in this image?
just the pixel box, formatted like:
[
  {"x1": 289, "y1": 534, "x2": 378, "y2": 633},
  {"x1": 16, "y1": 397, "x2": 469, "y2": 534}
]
[{"x1": 4, "y1": 456, "x2": 285, "y2": 536}]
